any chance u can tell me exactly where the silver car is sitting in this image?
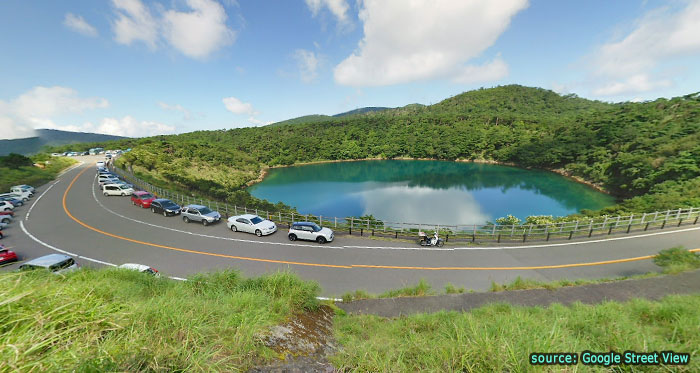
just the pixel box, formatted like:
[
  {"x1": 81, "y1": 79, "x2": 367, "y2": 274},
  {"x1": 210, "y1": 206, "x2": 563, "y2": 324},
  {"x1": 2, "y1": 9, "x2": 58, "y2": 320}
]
[
  {"x1": 19, "y1": 254, "x2": 80, "y2": 274},
  {"x1": 181, "y1": 204, "x2": 221, "y2": 226}
]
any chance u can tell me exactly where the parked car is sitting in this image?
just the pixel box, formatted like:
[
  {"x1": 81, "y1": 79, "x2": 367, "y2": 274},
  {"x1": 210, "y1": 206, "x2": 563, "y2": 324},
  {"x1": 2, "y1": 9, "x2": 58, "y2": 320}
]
[
  {"x1": 227, "y1": 214, "x2": 277, "y2": 237},
  {"x1": 118, "y1": 263, "x2": 160, "y2": 276},
  {"x1": 0, "y1": 214, "x2": 12, "y2": 224},
  {"x1": 0, "y1": 210, "x2": 14, "y2": 217},
  {"x1": 0, "y1": 222, "x2": 8, "y2": 229},
  {"x1": 103, "y1": 183, "x2": 134, "y2": 196},
  {"x1": 0, "y1": 228, "x2": 4, "y2": 240},
  {"x1": 10, "y1": 187, "x2": 33, "y2": 197},
  {"x1": 131, "y1": 191, "x2": 157, "y2": 208},
  {"x1": 0, "y1": 245, "x2": 17, "y2": 264},
  {"x1": 12, "y1": 184, "x2": 34, "y2": 193},
  {"x1": 98, "y1": 176, "x2": 121, "y2": 187},
  {"x1": 1, "y1": 201, "x2": 14, "y2": 212},
  {"x1": 96, "y1": 161, "x2": 105, "y2": 168},
  {"x1": 150, "y1": 199, "x2": 181, "y2": 216},
  {"x1": 288, "y1": 222, "x2": 334, "y2": 244},
  {"x1": 0, "y1": 196, "x2": 23, "y2": 207},
  {"x1": 19, "y1": 254, "x2": 79, "y2": 274},
  {"x1": 1, "y1": 191, "x2": 30, "y2": 202},
  {"x1": 181, "y1": 204, "x2": 221, "y2": 226}
]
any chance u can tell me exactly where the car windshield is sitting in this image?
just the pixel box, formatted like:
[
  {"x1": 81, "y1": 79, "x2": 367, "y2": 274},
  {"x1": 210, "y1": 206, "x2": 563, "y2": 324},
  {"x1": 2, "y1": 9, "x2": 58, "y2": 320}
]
[
  {"x1": 250, "y1": 216, "x2": 263, "y2": 224},
  {"x1": 119, "y1": 185, "x2": 130, "y2": 190},
  {"x1": 140, "y1": 193, "x2": 154, "y2": 199},
  {"x1": 199, "y1": 207, "x2": 213, "y2": 214},
  {"x1": 163, "y1": 201, "x2": 178, "y2": 208}
]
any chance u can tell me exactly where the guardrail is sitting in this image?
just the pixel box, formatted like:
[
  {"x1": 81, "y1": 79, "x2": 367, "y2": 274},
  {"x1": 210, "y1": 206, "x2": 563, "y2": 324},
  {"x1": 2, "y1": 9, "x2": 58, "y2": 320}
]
[{"x1": 110, "y1": 166, "x2": 700, "y2": 244}]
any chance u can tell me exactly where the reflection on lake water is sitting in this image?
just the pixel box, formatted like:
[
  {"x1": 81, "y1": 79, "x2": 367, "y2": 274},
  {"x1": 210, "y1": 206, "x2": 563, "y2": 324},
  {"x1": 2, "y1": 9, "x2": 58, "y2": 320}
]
[{"x1": 247, "y1": 160, "x2": 616, "y2": 225}]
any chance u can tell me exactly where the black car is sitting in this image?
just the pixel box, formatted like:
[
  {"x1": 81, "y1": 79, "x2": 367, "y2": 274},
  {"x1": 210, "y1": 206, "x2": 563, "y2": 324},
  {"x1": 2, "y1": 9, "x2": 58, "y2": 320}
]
[{"x1": 150, "y1": 199, "x2": 181, "y2": 216}]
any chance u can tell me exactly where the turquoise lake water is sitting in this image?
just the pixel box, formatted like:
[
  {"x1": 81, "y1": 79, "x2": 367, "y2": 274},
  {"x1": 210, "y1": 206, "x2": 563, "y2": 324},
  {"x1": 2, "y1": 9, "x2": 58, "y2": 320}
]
[{"x1": 247, "y1": 160, "x2": 615, "y2": 225}]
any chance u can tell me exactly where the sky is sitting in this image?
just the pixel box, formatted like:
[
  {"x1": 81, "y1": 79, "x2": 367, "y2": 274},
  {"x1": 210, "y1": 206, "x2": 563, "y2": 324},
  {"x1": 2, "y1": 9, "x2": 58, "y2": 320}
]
[{"x1": 1, "y1": 0, "x2": 700, "y2": 139}]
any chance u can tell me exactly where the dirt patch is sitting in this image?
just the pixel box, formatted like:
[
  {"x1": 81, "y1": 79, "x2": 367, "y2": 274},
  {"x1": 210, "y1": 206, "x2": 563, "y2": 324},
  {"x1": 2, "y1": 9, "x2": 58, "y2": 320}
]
[{"x1": 250, "y1": 305, "x2": 337, "y2": 373}]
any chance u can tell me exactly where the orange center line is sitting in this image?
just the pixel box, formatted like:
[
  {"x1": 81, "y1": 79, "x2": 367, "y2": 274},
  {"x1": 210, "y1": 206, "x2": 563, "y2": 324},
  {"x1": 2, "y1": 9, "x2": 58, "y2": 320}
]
[{"x1": 62, "y1": 165, "x2": 700, "y2": 271}]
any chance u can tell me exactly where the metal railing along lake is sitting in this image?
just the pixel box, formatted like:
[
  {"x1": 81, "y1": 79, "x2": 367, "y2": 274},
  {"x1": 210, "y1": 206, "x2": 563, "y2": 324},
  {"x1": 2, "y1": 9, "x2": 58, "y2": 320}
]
[{"x1": 111, "y1": 166, "x2": 700, "y2": 244}]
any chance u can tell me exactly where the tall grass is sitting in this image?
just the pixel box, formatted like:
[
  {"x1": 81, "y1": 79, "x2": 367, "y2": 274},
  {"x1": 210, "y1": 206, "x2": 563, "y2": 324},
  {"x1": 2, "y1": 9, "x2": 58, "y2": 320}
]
[
  {"x1": 332, "y1": 295, "x2": 700, "y2": 372},
  {"x1": 654, "y1": 247, "x2": 700, "y2": 274},
  {"x1": 0, "y1": 268, "x2": 319, "y2": 371}
]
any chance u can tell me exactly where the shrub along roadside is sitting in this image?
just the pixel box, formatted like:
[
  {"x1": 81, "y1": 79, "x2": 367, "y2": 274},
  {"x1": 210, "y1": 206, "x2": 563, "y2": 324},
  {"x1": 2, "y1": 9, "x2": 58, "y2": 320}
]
[
  {"x1": 0, "y1": 268, "x2": 319, "y2": 371},
  {"x1": 0, "y1": 154, "x2": 76, "y2": 192},
  {"x1": 331, "y1": 295, "x2": 700, "y2": 372}
]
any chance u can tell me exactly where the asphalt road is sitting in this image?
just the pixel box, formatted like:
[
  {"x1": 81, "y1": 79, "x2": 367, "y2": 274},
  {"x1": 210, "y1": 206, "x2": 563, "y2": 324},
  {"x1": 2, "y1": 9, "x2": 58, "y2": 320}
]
[{"x1": 3, "y1": 156, "x2": 700, "y2": 297}]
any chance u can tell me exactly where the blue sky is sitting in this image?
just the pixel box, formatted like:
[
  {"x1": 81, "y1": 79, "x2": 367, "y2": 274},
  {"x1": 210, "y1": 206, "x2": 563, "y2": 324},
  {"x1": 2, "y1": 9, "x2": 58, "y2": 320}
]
[{"x1": 1, "y1": 0, "x2": 700, "y2": 139}]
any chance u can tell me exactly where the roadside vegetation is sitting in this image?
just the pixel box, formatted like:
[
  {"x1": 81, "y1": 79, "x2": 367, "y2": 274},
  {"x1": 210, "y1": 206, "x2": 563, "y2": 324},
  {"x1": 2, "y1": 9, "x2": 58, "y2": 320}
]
[
  {"x1": 331, "y1": 294, "x2": 700, "y2": 372},
  {"x1": 0, "y1": 153, "x2": 76, "y2": 192},
  {"x1": 47, "y1": 85, "x2": 700, "y2": 219},
  {"x1": 0, "y1": 268, "x2": 319, "y2": 371}
]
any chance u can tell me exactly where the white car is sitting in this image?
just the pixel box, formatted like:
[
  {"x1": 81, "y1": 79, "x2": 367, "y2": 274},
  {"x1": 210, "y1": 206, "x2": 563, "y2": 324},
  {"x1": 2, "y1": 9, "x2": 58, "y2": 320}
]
[
  {"x1": 118, "y1": 263, "x2": 160, "y2": 276},
  {"x1": 12, "y1": 184, "x2": 34, "y2": 193},
  {"x1": 103, "y1": 184, "x2": 134, "y2": 196},
  {"x1": 288, "y1": 222, "x2": 334, "y2": 244},
  {"x1": 1, "y1": 201, "x2": 14, "y2": 212},
  {"x1": 96, "y1": 161, "x2": 105, "y2": 168},
  {"x1": 0, "y1": 192, "x2": 29, "y2": 202},
  {"x1": 227, "y1": 214, "x2": 277, "y2": 237},
  {"x1": 10, "y1": 186, "x2": 33, "y2": 197},
  {"x1": 0, "y1": 214, "x2": 11, "y2": 224}
]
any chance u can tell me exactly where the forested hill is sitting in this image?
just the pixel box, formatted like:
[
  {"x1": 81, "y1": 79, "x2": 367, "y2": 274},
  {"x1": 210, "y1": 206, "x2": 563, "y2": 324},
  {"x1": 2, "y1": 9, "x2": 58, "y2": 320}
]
[{"x1": 53, "y1": 85, "x2": 700, "y2": 216}]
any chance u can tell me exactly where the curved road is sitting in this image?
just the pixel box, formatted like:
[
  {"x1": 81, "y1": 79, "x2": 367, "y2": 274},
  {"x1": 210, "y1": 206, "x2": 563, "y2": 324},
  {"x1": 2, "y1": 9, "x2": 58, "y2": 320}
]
[{"x1": 3, "y1": 158, "x2": 700, "y2": 296}]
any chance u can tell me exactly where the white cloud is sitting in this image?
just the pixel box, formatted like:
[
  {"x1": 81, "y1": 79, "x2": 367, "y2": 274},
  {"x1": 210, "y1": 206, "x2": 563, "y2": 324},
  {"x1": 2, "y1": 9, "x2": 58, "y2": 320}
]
[
  {"x1": 305, "y1": 0, "x2": 350, "y2": 25},
  {"x1": 93, "y1": 116, "x2": 175, "y2": 137},
  {"x1": 158, "y1": 102, "x2": 192, "y2": 120},
  {"x1": 293, "y1": 49, "x2": 320, "y2": 83},
  {"x1": 451, "y1": 57, "x2": 508, "y2": 84},
  {"x1": 63, "y1": 13, "x2": 98, "y2": 37},
  {"x1": 0, "y1": 86, "x2": 109, "y2": 139},
  {"x1": 222, "y1": 96, "x2": 255, "y2": 115},
  {"x1": 591, "y1": 0, "x2": 700, "y2": 96},
  {"x1": 592, "y1": 74, "x2": 672, "y2": 96},
  {"x1": 111, "y1": 0, "x2": 235, "y2": 58},
  {"x1": 247, "y1": 117, "x2": 272, "y2": 126},
  {"x1": 162, "y1": 0, "x2": 236, "y2": 59},
  {"x1": 333, "y1": 0, "x2": 527, "y2": 86},
  {"x1": 112, "y1": 0, "x2": 158, "y2": 48}
]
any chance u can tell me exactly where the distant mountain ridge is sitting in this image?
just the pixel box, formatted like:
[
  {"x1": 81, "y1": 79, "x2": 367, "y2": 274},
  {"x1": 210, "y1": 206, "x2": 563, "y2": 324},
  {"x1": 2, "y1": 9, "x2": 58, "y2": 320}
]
[
  {"x1": 269, "y1": 106, "x2": 391, "y2": 127},
  {"x1": 0, "y1": 129, "x2": 127, "y2": 156}
]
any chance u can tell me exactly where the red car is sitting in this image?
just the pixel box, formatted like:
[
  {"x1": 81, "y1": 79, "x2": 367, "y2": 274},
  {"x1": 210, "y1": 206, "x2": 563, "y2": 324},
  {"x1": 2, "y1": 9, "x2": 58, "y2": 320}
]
[
  {"x1": 0, "y1": 211, "x2": 14, "y2": 216},
  {"x1": 131, "y1": 191, "x2": 157, "y2": 208},
  {"x1": 0, "y1": 245, "x2": 17, "y2": 264}
]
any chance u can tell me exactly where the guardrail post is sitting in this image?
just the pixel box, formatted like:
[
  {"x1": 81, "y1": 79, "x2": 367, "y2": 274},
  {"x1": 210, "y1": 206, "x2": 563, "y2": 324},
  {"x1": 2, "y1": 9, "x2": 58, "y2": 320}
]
[
  {"x1": 607, "y1": 226, "x2": 613, "y2": 235},
  {"x1": 497, "y1": 234, "x2": 501, "y2": 243},
  {"x1": 677, "y1": 219, "x2": 683, "y2": 227},
  {"x1": 334, "y1": 217, "x2": 337, "y2": 228},
  {"x1": 349, "y1": 227, "x2": 352, "y2": 235},
  {"x1": 546, "y1": 232, "x2": 551, "y2": 241},
  {"x1": 694, "y1": 216, "x2": 699, "y2": 225},
  {"x1": 360, "y1": 228, "x2": 363, "y2": 236},
  {"x1": 588, "y1": 228, "x2": 593, "y2": 237},
  {"x1": 660, "y1": 220, "x2": 666, "y2": 229},
  {"x1": 522, "y1": 234, "x2": 527, "y2": 242},
  {"x1": 626, "y1": 224, "x2": 631, "y2": 233},
  {"x1": 568, "y1": 231, "x2": 573, "y2": 240},
  {"x1": 446, "y1": 234, "x2": 449, "y2": 242},
  {"x1": 644, "y1": 222, "x2": 650, "y2": 231},
  {"x1": 371, "y1": 229, "x2": 374, "y2": 236},
  {"x1": 395, "y1": 231, "x2": 398, "y2": 239},
  {"x1": 471, "y1": 234, "x2": 475, "y2": 242}
]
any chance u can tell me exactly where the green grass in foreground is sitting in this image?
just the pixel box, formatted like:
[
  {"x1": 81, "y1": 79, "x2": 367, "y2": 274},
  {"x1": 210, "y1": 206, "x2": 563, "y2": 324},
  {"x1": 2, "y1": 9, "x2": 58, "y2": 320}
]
[
  {"x1": 0, "y1": 156, "x2": 76, "y2": 192},
  {"x1": 0, "y1": 268, "x2": 319, "y2": 371},
  {"x1": 332, "y1": 294, "x2": 700, "y2": 372}
]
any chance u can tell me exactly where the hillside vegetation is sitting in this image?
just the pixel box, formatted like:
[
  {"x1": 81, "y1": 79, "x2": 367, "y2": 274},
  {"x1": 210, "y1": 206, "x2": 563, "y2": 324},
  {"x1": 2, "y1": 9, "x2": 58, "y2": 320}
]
[
  {"x1": 0, "y1": 154, "x2": 77, "y2": 192},
  {"x1": 51, "y1": 85, "x2": 700, "y2": 217}
]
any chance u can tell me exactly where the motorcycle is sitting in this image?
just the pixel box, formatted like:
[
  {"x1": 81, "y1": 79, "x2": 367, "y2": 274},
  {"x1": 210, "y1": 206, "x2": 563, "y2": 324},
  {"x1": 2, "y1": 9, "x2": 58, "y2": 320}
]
[{"x1": 418, "y1": 231, "x2": 444, "y2": 247}]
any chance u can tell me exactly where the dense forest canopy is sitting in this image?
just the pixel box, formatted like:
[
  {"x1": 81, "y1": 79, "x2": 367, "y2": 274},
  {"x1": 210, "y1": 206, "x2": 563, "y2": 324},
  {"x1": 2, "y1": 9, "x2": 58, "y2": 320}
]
[{"x1": 48, "y1": 85, "x2": 700, "y2": 218}]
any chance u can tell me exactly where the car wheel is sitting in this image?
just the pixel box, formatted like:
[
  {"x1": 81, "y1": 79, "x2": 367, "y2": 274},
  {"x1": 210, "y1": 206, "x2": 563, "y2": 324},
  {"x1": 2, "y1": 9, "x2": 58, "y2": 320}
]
[
  {"x1": 163, "y1": 211, "x2": 167, "y2": 217},
  {"x1": 316, "y1": 236, "x2": 327, "y2": 244},
  {"x1": 288, "y1": 234, "x2": 297, "y2": 241},
  {"x1": 151, "y1": 207, "x2": 156, "y2": 213},
  {"x1": 183, "y1": 216, "x2": 190, "y2": 223},
  {"x1": 231, "y1": 225, "x2": 237, "y2": 232},
  {"x1": 122, "y1": 192, "x2": 127, "y2": 196},
  {"x1": 1, "y1": 219, "x2": 8, "y2": 224},
  {"x1": 202, "y1": 219, "x2": 209, "y2": 226},
  {"x1": 103, "y1": 192, "x2": 109, "y2": 196},
  {"x1": 22, "y1": 198, "x2": 28, "y2": 202},
  {"x1": 255, "y1": 229, "x2": 262, "y2": 237},
  {"x1": 4, "y1": 208, "x2": 11, "y2": 211},
  {"x1": 132, "y1": 200, "x2": 136, "y2": 205}
]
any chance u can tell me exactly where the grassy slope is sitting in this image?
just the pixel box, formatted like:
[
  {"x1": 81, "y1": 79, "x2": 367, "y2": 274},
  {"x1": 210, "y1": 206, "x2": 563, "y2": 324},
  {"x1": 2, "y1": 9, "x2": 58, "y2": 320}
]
[
  {"x1": 0, "y1": 156, "x2": 77, "y2": 192},
  {"x1": 332, "y1": 295, "x2": 699, "y2": 372},
  {"x1": 0, "y1": 269, "x2": 319, "y2": 371}
]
